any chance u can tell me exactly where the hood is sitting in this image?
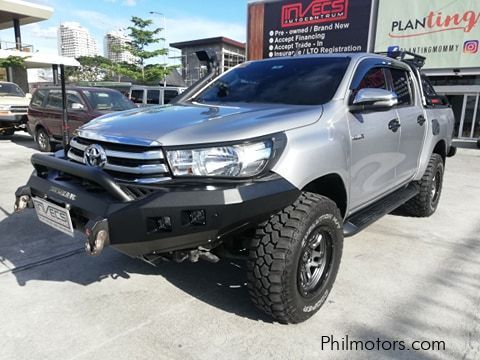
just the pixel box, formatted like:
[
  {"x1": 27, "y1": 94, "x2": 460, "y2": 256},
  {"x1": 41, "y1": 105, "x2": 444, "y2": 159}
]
[
  {"x1": 76, "y1": 102, "x2": 323, "y2": 146},
  {"x1": 0, "y1": 96, "x2": 29, "y2": 106}
]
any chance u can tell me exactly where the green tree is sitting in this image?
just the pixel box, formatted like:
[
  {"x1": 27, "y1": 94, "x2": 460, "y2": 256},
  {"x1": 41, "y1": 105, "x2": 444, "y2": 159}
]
[
  {"x1": 0, "y1": 56, "x2": 27, "y2": 69},
  {"x1": 122, "y1": 16, "x2": 170, "y2": 83},
  {"x1": 65, "y1": 56, "x2": 113, "y2": 82},
  {"x1": 67, "y1": 16, "x2": 173, "y2": 84}
]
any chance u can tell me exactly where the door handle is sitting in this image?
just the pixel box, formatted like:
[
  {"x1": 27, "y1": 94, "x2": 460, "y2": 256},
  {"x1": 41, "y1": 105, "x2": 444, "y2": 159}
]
[
  {"x1": 388, "y1": 119, "x2": 401, "y2": 133},
  {"x1": 417, "y1": 115, "x2": 426, "y2": 126}
]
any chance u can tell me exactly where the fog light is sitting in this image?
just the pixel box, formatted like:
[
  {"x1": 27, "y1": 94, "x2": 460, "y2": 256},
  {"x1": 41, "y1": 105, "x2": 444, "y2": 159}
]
[
  {"x1": 182, "y1": 210, "x2": 206, "y2": 226},
  {"x1": 147, "y1": 216, "x2": 172, "y2": 234}
]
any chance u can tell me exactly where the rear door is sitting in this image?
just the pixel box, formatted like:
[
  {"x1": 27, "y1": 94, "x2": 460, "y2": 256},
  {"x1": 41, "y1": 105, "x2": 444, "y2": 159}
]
[
  {"x1": 28, "y1": 89, "x2": 48, "y2": 133},
  {"x1": 348, "y1": 65, "x2": 401, "y2": 211},
  {"x1": 389, "y1": 67, "x2": 427, "y2": 182}
]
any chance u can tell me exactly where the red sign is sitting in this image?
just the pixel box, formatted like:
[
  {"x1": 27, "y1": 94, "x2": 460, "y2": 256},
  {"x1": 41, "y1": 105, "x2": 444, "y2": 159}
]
[{"x1": 281, "y1": 0, "x2": 349, "y2": 28}]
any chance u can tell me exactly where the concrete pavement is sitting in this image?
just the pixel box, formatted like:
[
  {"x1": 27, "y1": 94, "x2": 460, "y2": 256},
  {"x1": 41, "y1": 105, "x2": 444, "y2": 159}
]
[{"x1": 0, "y1": 133, "x2": 479, "y2": 360}]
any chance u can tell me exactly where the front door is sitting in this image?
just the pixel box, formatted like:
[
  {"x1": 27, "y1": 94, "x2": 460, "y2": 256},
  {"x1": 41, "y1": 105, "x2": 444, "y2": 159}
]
[
  {"x1": 43, "y1": 90, "x2": 63, "y2": 139},
  {"x1": 66, "y1": 91, "x2": 88, "y2": 136},
  {"x1": 348, "y1": 67, "x2": 401, "y2": 211}
]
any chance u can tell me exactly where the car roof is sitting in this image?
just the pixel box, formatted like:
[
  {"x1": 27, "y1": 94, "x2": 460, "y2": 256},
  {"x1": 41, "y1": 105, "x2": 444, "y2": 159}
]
[
  {"x1": 246, "y1": 53, "x2": 410, "y2": 70},
  {"x1": 35, "y1": 86, "x2": 120, "y2": 92}
]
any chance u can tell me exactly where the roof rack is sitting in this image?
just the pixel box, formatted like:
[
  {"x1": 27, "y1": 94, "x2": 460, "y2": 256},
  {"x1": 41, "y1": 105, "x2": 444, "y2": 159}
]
[{"x1": 376, "y1": 48, "x2": 426, "y2": 69}]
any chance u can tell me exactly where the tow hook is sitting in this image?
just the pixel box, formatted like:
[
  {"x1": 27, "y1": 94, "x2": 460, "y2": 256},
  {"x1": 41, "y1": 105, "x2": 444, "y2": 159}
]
[
  {"x1": 14, "y1": 195, "x2": 32, "y2": 213},
  {"x1": 84, "y1": 219, "x2": 109, "y2": 256}
]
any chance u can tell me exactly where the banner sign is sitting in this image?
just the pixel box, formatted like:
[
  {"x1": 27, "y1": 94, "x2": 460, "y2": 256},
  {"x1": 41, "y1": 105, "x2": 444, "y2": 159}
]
[
  {"x1": 262, "y1": 0, "x2": 373, "y2": 59},
  {"x1": 375, "y1": 0, "x2": 480, "y2": 69}
]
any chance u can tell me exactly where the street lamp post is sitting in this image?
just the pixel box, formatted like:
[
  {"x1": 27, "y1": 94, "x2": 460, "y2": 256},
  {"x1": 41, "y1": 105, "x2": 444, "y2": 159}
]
[{"x1": 149, "y1": 11, "x2": 167, "y2": 87}]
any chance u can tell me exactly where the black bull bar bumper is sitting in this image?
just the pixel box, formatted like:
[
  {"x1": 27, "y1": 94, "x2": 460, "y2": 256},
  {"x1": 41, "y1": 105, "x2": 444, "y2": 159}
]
[{"x1": 15, "y1": 153, "x2": 300, "y2": 257}]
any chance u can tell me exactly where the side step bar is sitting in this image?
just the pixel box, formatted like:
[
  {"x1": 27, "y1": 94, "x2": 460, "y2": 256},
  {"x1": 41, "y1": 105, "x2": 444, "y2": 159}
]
[{"x1": 343, "y1": 184, "x2": 419, "y2": 237}]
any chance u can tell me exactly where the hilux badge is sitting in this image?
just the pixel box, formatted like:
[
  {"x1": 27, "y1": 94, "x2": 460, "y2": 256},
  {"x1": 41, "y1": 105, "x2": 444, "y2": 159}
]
[{"x1": 84, "y1": 144, "x2": 107, "y2": 168}]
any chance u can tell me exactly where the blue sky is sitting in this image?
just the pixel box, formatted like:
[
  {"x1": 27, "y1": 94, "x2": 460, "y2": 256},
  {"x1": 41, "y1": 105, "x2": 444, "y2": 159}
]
[{"x1": 0, "y1": 0, "x2": 249, "y2": 61}]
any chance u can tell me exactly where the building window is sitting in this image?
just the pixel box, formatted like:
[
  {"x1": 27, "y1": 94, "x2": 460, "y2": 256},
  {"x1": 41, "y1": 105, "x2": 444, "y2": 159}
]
[{"x1": 223, "y1": 50, "x2": 245, "y2": 73}]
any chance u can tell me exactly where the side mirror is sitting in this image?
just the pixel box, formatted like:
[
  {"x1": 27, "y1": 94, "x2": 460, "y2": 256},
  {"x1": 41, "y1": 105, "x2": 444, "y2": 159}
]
[
  {"x1": 350, "y1": 88, "x2": 398, "y2": 112},
  {"x1": 71, "y1": 103, "x2": 85, "y2": 111},
  {"x1": 25, "y1": 93, "x2": 32, "y2": 100}
]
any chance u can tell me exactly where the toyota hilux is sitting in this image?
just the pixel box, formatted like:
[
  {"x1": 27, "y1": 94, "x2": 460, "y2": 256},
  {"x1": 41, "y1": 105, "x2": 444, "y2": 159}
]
[{"x1": 14, "y1": 52, "x2": 456, "y2": 324}]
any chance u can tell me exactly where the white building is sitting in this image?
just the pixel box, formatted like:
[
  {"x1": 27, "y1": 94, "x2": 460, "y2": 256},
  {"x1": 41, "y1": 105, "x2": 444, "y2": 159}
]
[
  {"x1": 104, "y1": 31, "x2": 136, "y2": 64},
  {"x1": 58, "y1": 22, "x2": 99, "y2": 58}
]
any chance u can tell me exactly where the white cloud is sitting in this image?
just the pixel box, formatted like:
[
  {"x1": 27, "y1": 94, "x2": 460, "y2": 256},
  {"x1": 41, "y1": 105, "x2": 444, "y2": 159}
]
[
  {"x1": 75, "y1": 10, "x2": 127, "y2": 32},
  {"x1": 123, "y1": 0, "x2": 137, "y2": 6},
  {"x1": 23, "y1": 23, "x2": 57, "y2": 39}
]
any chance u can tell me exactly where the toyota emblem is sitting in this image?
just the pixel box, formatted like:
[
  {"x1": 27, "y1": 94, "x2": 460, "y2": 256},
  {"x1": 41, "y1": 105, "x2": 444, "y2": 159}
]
[{"x1": 84, "y1": 144, "x2": 107, "y2": 168}]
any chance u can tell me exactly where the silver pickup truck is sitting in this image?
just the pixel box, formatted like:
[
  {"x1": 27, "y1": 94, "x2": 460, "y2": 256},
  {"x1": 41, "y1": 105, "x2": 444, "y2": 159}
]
[{"x1": 15, "y1": 52, "x2": 455, "y2": 324}]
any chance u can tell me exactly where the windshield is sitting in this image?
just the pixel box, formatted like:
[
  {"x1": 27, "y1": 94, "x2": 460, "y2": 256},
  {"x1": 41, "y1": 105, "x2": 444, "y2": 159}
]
[
  {"x1": 195, "y1": 57, "x2": 350, "y2": 106},
  {"x1": 83, "y1": 90, "x2": 135, "y2": 112},
  {"x1": 0, "y1": 83, "x2": 25, "y2": 97}
]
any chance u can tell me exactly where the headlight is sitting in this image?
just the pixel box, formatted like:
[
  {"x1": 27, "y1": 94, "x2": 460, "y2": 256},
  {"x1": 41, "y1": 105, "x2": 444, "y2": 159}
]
[
  {"x1": 167, "y1": 140, "x2": 274, "y2": 177},
  {"x1": 0, "y1": 105, "x2": 11, "y2": 111}
]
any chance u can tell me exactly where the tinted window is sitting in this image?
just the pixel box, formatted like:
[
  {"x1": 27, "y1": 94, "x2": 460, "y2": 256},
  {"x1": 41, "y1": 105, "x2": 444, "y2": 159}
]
[
  {"x1": 390, "y1": 69, "x2": 413, "y2": 106},
  {"x1": 421, "y1": 75, "x2": 447, "y2": 106},
  {"x1": 31, "y1": 89, "x2": 47, "y2": 107},
  {"x1": 355, "y1": 68, "x2": 387, "y2": 93},
  {"x1": 45, "y1": 91, "x2": 62, "y2": 109},
  {"x1": 147, "y1": 90, "x2": 160, "y2": 105},
  {"x1": 164, "y1": 90, "x2": 179, "y2": 104},
  {"x1": 83, "y1": 90, "x2": 135, "y2": 111},
  {"x1": 0, "y1": 82, "x2": 24, "y2": 97},
  {"x1": 196, "y1": 57, "x2": 351, "y2": 106},
  {"x1": 130, "y1": 90, "x2": 144, "y2": 104}
]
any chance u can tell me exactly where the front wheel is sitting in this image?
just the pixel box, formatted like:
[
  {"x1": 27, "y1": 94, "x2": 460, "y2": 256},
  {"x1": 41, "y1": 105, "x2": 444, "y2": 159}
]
[
  {"x1": 36, "y1": 128, "x2": 52, "y2": 152},
  {"x1": 247, "y1": 192, "x2": 343, "y2": 324}
]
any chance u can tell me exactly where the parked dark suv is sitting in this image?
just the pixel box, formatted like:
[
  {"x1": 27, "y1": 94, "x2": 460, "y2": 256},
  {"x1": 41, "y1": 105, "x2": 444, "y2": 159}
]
[{"x1": 28, "y1": 87, "x2": 135, "y2": 151}]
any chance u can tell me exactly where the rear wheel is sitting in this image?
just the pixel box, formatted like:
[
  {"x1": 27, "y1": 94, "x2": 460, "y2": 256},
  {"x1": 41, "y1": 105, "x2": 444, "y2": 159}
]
[
  {"x1": 247, "y1": 192, "x2": 343, "y2": 324},
  {"x1": 36, "y1": 128, "x2": 52, "y2": 152},
  {"x1": 402, "y1": 153, "x2": 444, "y2": 217}
]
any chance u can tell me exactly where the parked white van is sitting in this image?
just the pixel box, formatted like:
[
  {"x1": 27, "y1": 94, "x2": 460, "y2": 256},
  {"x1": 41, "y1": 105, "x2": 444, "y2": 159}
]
[{"x1": 129, "y1": 86, "x2": 186, "y2": 106}]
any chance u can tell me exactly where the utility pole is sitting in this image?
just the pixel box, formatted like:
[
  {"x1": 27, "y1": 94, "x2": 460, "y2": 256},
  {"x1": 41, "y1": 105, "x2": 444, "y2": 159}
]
[{"x1": 149, "y1": 11, "x2": 167, "y2": 87}]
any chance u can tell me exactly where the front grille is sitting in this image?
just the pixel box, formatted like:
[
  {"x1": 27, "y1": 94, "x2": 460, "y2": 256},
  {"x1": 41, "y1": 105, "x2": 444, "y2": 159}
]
[
  {"x1": 10, "y1": 106, "x2": 28, "y2": 114},
  {"x1": 68, "y1": 137, "x2": 171, "y2": 184}
]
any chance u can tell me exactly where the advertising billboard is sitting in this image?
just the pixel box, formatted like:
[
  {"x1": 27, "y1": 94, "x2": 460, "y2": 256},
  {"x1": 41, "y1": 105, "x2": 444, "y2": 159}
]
[
  {"x1": 375, "y1": 0, "x2": 480, "y2": 69},
  {"x1": 258, "y1": 0, "x2": 373, "y2": 59}
]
